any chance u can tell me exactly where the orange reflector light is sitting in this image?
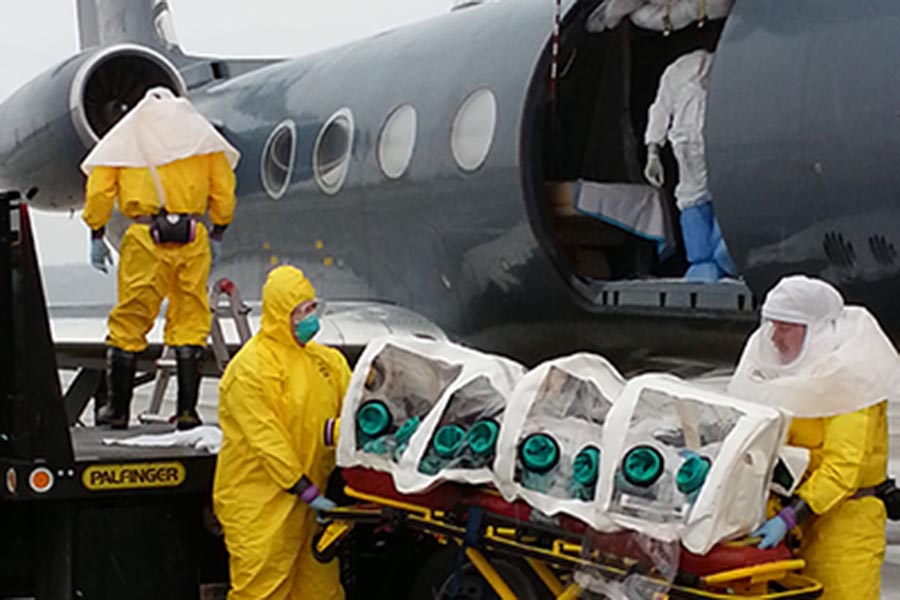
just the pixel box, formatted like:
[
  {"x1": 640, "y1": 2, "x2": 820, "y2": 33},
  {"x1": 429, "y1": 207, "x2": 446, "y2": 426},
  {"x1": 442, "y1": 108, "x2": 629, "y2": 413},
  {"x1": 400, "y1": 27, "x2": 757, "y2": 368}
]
[
  {"x1": 5, "y1": 468, "x2": 16, "y2": 494},
  {"x1": 29, "y1": 467, "x2": 54, "y2": 494}
]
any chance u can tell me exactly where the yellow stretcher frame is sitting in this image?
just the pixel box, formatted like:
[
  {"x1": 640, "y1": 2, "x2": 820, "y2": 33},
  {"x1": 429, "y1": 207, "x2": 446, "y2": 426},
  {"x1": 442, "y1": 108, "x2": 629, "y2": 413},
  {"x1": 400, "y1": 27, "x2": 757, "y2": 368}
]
[{"x1": 314, "y1": 486, "x2": 823, "y2": 600}]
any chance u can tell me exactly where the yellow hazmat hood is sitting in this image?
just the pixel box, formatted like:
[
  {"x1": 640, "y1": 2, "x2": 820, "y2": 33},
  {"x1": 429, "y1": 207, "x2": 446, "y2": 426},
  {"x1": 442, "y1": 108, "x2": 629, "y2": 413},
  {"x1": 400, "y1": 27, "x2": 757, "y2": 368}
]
[{"x1": 260, "y1": 265, "x2": 316, "y2": 348}]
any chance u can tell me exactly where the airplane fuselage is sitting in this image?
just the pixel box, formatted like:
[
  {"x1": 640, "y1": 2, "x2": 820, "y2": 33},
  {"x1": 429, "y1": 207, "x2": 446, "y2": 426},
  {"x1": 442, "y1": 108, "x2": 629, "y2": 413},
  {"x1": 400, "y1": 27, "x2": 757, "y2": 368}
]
[{"x1": 2, "y1": 0, "x2": 899, "y2": 366}]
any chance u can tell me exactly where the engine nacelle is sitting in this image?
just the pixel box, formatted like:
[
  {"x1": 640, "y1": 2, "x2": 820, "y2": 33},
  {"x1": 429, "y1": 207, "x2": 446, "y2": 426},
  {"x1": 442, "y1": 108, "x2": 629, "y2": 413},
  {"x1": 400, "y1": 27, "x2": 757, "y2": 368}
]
[{"x1": 0, "y1": 44, "x2": 184, "y2": 209}]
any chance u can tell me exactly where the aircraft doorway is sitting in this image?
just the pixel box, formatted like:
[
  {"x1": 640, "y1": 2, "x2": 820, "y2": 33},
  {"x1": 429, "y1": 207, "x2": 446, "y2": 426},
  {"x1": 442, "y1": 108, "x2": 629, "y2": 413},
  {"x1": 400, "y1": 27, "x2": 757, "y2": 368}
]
[{"x1": 528, "y1": 1, "x2": 729, "y2": 293}]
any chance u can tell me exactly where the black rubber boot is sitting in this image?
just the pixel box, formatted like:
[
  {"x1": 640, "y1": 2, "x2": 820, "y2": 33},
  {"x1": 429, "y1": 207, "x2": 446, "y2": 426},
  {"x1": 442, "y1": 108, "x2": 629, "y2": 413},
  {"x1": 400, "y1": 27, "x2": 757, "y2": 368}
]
[
  {"x1": 175, "y1": 345, "x2": 204, "y2": 430},
  {"x1": 97, "y1": 346, "x2": 136, "y2": 429}
]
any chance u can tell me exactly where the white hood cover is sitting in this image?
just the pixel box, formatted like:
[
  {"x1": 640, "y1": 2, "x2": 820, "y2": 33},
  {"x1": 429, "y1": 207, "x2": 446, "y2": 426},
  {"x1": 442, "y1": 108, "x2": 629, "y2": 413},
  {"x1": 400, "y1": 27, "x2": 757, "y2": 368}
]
[
  {"x1": 80, "y1": 87, "x2": 240, "y2": 173},
  {"x1": 494, "y1": 353, "x2": 625, "y2": 530},
  {"x1": 599, "y1": 374, "x2": 787, "y2": 554},
  {"x1": 337, "y1": 336, "x2": 524, "y2": 494},
  {"x1": 728, "y1": 276, "x2": 900, "y2": 418}
]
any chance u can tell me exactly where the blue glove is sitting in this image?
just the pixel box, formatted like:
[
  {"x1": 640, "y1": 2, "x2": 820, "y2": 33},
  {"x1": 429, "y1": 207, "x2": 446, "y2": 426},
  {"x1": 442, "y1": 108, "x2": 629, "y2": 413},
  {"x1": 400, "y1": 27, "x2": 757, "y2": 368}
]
[
  {"x1": 89, "y1": 238, "x2": 113, "y2": 274},
  {"x1": 308, "y1": 495, "x2": 337, "y2": 523},
  {"x1": 308, "y1": 495, "x2": 337, "y2": 513},
  {"x1": 752, "y1": 515, "x2": 789, "y2": 549},
  {"x1": 210, "y1": 238, "x2": 222, "y2": 267}
]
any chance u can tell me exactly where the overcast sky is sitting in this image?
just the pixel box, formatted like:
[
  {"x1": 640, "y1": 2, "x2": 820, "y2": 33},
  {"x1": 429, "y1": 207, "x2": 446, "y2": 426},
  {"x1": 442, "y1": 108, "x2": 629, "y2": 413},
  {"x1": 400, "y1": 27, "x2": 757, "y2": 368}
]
[{"x1": 1, "y1": 0, "x2": 453, "y2": 265}]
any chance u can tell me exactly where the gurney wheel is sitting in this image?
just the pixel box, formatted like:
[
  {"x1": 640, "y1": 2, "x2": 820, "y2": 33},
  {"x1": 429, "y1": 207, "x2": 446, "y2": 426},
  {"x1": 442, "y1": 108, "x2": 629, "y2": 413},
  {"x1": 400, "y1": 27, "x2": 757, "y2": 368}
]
[
  {"x1": 409, "y1": 547, "x2": 549, "y2": 600},
  {"x1": 312, "y1": 528, "x2": 340, "y2": 563}
]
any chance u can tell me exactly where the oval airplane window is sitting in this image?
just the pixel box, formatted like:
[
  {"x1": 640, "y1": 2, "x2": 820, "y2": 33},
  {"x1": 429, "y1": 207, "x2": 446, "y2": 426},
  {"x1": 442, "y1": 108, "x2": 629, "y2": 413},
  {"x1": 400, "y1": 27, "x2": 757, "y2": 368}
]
[
  {"x1": 378, "y1": 104, "x2": 417, "y2": 179},
  {"x1": 314, "y1": 108, "x2": 354, "y2": 195},
  {"x1": 260, "y1": 120, "x2": 296, "y2": 200},
  {"x1": 451, "y1": 88, "x2": 497, "y2": 172}
]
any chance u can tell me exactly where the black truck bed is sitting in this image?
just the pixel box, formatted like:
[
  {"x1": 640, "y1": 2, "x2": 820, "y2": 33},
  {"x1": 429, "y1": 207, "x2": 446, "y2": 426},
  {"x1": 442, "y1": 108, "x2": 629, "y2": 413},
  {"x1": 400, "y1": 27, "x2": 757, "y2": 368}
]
[{"x1": 2, "y1": 424, "x2": 217, "y2": 501}]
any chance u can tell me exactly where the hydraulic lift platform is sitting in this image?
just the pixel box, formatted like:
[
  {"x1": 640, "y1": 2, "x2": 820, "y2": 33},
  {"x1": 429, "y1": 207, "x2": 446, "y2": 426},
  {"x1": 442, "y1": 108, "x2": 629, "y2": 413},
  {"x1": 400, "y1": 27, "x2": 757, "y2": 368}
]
[{"x1": 0, "y1": 192, "x2": 225, "y2": 599}]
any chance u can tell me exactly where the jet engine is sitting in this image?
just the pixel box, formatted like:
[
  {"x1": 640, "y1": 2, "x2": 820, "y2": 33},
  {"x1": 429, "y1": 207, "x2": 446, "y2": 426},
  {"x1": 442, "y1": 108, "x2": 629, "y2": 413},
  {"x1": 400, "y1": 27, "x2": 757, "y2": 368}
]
[{"x1": 0, "y1": 44, "x2": 184, "y2": 209}]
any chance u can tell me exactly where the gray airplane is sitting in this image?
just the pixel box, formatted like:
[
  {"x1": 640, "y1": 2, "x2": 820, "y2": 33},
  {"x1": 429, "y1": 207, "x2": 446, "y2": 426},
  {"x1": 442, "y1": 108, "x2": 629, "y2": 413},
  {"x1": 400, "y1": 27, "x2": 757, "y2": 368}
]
[
  {"x1": 1, "y1": 0, "x2": 899, "y2": 369},
  {"x1": 2, "y1": 3, "x2": 900, "y2": 597}
]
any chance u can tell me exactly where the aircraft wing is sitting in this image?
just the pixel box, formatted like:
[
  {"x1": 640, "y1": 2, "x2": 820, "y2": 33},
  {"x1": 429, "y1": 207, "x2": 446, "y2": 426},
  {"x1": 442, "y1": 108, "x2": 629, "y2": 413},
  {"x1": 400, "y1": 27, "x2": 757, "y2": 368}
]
[{"x1": 50, "y1": 301, "x2": 447, "y2": 373}]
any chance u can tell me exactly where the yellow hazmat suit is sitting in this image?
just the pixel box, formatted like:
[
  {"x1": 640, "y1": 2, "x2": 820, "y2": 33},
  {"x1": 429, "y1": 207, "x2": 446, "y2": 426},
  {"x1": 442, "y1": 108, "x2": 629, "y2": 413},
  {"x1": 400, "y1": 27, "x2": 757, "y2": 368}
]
[
  {"x1": 789, "y1": 402, "x2": 888, "y2": 600},
  {"x1": 213, "y1": 266, "x2": 351, "y2": 599},
  {"x1": 82, "y1": 152, "x2": 236, "y2": 352},
  {"x1": 729, "y1": 275, "x2": 899, "y2": 600}
]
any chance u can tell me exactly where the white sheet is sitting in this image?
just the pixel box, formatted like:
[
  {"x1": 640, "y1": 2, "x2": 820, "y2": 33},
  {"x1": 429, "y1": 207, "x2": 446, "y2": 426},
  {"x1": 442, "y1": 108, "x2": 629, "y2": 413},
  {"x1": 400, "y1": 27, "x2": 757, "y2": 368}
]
[{"x1": 102, "y1": 425, "x2": 223, "y2": 454}]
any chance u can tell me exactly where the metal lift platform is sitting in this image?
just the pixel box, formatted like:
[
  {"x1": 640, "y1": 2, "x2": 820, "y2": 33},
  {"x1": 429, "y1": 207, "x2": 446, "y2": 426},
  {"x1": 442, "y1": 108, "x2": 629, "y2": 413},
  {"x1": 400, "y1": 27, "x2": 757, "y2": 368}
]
[{"x1": 0, "y1": 192, "x2": 225, "y2": 600}]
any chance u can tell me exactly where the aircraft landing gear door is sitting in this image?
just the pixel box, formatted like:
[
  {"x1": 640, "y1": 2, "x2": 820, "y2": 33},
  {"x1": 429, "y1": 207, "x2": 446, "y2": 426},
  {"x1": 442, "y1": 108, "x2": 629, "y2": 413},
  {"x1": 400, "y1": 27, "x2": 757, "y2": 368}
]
[{"x1": 705, "y1": 0, "x2": 900, "y2": 294}]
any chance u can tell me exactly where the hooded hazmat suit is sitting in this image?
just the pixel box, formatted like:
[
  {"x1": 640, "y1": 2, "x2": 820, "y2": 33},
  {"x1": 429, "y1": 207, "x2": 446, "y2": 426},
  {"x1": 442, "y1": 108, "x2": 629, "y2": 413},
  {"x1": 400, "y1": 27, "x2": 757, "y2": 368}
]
[
  {"x1": 213, "y1": 266, "x2": 351, "y2": 600},
  {"x1": 81, "y1": 87, "x2": 239, "y2": 429},
  {"x1": 728, "y1": 275, "x2": 900, "y2": 599}
]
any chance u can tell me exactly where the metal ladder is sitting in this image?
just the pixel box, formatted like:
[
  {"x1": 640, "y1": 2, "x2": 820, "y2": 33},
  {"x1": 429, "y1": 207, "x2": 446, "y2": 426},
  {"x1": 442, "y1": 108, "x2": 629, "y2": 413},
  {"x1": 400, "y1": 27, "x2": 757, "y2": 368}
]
[{"x1": 142, "y1": 278, "x2": 253, "y2": 420}]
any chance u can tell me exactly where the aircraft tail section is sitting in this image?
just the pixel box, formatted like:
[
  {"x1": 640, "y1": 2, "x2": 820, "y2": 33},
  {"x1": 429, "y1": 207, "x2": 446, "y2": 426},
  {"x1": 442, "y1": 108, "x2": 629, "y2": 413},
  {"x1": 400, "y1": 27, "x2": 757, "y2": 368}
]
[
  {"x1": 75, "y1": 0, "x2": 280, "y2": 88},
  {"x1": 76, "y1": 0, "x2": 182, "y2": 55}
]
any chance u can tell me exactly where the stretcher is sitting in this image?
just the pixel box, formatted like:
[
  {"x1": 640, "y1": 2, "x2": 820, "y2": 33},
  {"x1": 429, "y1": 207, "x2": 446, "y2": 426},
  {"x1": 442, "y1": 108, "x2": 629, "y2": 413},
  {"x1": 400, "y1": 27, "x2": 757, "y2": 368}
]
[{"x1": 315, "y1": 468, "x2": 822, "y2": 599}]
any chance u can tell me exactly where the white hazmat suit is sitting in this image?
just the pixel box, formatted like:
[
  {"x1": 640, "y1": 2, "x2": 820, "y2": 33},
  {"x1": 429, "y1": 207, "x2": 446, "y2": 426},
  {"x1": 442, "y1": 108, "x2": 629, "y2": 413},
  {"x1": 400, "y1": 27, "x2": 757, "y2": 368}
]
[
  {"x1": 728, "y1": 275, "x2": 900, "y2": 599},
  {"x1": 644, "y1": 50, "x2": 735, "y2": 281},
  {"x1": 645, "y1": 50, "x2": 713, "y2": 211}
]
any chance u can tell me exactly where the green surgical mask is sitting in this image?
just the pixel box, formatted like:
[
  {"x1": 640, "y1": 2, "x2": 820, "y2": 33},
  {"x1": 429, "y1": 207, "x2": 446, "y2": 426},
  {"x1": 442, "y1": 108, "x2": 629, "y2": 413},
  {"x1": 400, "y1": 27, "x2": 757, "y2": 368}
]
[{"x1": 294, "y1": 313, "x2": 320, "y2": 344}]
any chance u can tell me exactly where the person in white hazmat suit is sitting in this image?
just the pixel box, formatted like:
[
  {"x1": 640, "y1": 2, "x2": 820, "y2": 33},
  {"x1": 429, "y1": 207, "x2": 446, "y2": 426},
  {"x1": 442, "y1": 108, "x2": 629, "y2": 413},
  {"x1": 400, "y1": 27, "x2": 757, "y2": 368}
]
[
  {"x1": 644, "y1": 50, "x2": 736, "y2": 282},
  {"x1": 728, "y1": 275, "x2": 900, "y2": 599}
]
